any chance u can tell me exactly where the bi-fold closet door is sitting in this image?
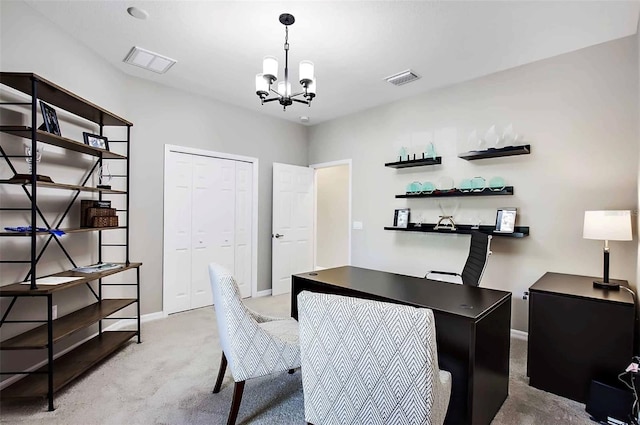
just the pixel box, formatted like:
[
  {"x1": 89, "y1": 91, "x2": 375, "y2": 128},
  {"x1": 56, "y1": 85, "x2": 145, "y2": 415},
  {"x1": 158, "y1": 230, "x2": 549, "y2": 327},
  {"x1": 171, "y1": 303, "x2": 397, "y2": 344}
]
[{"x1": 164, "y1": 151, "x2": 252, "y2": 315}]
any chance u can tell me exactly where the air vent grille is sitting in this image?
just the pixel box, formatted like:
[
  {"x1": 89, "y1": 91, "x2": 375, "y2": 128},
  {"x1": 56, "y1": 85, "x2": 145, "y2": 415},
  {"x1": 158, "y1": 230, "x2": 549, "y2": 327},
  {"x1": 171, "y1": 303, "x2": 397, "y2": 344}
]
[
  {"x1": 123, "y1": 46, "x2": 177, "y2": 74},
  {"x1": 384, "y1": 70, "x2": 420, "y2": 86}
]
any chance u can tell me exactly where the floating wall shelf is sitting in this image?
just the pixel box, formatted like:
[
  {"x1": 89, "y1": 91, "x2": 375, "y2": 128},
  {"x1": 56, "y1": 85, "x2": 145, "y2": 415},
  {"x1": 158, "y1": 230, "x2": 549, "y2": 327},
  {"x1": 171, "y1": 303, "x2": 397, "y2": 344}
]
[
  {"x1": 397, "y1": 186, "x2": 513, "y2": 199},
  {"x1": 458, "y1": 144, "x2": 531, "y2": 161},
  {"x1": 384, "y1": 156, "x2": 442, "y2": 169},
  {"x1": 385, "y1": 224, "x2": 529, "y2": 238}
]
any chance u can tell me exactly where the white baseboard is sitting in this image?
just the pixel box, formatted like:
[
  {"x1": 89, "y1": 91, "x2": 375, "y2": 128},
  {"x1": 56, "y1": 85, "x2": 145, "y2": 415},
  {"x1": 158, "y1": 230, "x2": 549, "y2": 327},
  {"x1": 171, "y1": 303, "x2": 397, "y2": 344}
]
[
  {"x1": 255, "y1": 289, "x2": 272, "y2": 297},
  {"x1": 511, "y1": 329, "x2": 529, "y2": 341},
  {"x1": 314, "y1": 266, "x2": 327, "y2": 270},
  {"x1": 0, "y1": 311, "x2": 164, "y2": 390},
  {"x1": 105, "y1": 311, "x2": 165, "y2": 331}
]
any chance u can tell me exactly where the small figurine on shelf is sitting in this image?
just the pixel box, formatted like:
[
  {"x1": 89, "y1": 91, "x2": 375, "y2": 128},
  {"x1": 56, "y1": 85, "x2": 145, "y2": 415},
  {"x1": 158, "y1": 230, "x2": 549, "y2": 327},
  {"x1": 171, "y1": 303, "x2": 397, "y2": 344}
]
[
  {"x1": 425, "y1": 142, "x2": 437, "y2": 160},
  {"x1": 434, "y1": 200, "x2": 458, "y2": 230},
  {"x1": 97, "y1": 163, "x2": 112, "y2": 189},
  {"x1": 398, "y1": 146, "x2": 409, "y2": 162}
]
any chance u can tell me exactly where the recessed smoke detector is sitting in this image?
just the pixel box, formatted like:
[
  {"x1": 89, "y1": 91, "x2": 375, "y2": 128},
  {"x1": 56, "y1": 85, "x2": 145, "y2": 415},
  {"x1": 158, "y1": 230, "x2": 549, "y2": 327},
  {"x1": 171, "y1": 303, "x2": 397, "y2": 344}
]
[
  {"x1": 127, "y1": 6, "x2": 149, "y2": 20},
  {"x1": 384, "y1": 69, "x2": 421, "y2": 86},
  {"x1": 123, "y1": 46, "x2": 176, "y2": 74}
]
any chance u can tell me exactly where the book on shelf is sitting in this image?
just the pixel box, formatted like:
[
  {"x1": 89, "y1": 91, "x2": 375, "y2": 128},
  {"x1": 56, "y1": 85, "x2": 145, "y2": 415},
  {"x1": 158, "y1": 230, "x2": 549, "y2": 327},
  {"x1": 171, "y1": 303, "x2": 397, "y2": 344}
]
[
  {"x1": 72, "y1": 262, "x2": 123, "y2": 273},
  {"x1": 80, "y1": 200, "x2": 112, "y2": 227}
]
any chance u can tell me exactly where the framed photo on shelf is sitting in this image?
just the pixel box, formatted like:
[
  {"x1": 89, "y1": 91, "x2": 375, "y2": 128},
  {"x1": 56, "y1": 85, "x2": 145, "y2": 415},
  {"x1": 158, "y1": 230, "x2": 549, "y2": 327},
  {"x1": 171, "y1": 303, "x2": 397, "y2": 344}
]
[
  {"x1": 394, "y1": 208, "x2": 410, "y2": 228},
  {"x1": 39, "y1": 101, "x2": 61, "y2": 136},
  {"x1": 494, "y1": 207, "x2": 517, "y2": 233},
  {"x1": 83, "y1": 132, "x2": 109, "y2": 150}
]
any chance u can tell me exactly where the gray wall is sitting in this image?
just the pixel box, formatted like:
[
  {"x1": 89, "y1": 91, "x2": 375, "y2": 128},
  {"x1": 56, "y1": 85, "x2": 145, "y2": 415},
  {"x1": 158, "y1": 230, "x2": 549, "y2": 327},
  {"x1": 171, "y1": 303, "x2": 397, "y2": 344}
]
[{"x1": 308, "y1": 36, "x2": 639, "y2": 332}]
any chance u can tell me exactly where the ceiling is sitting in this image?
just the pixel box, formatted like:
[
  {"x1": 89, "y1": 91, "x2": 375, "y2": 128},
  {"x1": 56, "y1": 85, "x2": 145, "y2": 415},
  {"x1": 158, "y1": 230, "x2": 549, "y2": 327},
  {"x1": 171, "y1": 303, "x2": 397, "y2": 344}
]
[{"x1": 22, "y1": 1, "x2": 640, "y2": 126}]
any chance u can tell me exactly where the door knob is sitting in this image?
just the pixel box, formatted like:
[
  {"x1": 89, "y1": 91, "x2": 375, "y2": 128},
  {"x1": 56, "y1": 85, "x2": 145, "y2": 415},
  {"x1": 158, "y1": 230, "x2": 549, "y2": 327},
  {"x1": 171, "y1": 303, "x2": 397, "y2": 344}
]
[{"x1": 273, "y1": 233, "x2": 284, "y2": 239}]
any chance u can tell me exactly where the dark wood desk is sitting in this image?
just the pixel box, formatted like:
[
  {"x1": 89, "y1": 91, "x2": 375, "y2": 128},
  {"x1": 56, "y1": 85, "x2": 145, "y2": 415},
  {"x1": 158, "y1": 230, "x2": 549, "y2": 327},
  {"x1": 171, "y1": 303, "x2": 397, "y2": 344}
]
[
  {"x1": 292, "y1": 266, "x2": 512, "y2": 425},
  {"x1": 527, "y1": 272, "x2": 635, "y2": 402}
]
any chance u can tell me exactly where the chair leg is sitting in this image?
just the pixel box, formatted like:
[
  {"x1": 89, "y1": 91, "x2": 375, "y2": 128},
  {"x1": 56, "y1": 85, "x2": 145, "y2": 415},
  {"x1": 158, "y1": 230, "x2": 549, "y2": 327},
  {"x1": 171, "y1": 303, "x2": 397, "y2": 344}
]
[
  {"x1": 227, "y1": 381, "x2": 245, "y2": 425},
  {"x1": 288, "y1": 369, "x2": 295, "y2": 374},
  {"x1": 213, "y1": 352, "x2": 227, "y2": 394}
]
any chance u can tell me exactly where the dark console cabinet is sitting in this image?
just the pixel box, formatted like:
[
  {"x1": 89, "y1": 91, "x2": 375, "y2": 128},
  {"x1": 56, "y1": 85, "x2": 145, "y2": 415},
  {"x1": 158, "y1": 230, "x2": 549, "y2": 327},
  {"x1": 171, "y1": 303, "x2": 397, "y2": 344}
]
[{"x1": 527, "y1": 272, "x2": 635, "y2": 402}]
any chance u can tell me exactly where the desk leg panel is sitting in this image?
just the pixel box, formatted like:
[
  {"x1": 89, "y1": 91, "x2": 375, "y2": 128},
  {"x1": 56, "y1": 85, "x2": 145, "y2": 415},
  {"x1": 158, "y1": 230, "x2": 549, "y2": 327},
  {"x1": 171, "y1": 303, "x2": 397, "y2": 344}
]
[
  {"x1": 471, "y1": 298, "x2": 511, "y2": 425},
  {"x1": 433, "y1": 312, "x2": 472, "y2": 425}
]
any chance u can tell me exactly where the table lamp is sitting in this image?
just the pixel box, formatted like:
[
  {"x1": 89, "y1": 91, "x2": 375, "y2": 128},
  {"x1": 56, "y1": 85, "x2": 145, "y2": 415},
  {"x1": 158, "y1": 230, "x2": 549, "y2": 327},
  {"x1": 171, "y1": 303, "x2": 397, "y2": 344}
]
[{"x1": 583, "y1": 210, "x2": 632, "y2": 290}]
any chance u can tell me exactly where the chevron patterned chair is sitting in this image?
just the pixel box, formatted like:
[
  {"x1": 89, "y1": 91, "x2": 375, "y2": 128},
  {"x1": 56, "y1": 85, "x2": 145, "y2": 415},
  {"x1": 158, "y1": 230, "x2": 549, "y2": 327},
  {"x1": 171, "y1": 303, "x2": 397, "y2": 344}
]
[
  {"x1": 208, "y1": 263, "x2": 301, "y2": 425},
  {"x1": 297, "y1": 291, "x2": 452, "y2": 425}
]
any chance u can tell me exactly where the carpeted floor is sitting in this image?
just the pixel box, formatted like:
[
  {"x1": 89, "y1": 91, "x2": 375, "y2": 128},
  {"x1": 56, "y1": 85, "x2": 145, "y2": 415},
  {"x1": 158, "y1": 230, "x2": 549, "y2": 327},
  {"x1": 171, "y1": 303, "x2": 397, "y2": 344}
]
[{"x1": 0, "y1": 294, "x2": 593, "y2": 424}]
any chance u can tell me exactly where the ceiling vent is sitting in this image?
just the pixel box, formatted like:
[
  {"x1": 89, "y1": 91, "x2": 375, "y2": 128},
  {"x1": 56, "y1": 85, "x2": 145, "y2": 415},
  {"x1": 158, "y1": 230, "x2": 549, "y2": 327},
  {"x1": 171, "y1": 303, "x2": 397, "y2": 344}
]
[
  {"x1": 123, "y1": 46, "x2": 177, "y2": 74},
  {"x1": 384, "y1": 69, "x2": 420, "y2": 86}
]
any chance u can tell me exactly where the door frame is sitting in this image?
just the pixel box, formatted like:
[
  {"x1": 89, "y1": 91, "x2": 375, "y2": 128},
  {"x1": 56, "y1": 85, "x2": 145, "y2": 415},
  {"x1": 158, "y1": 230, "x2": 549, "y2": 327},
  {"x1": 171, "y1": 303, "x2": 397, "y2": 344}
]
[
  {"x1": 309, "y1": 159, "x2": 352, "y2": 269},
  {"x1": 163, "y1": 144, "x2": 259, "y2": 314}
]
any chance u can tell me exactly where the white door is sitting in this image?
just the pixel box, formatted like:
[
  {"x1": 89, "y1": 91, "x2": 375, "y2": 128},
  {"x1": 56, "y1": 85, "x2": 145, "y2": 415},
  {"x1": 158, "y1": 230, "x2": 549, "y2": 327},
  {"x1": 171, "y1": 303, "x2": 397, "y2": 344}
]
[
  {"x1": 272, "y1": 163, "x2": 314, "y2": 296},
  {"x1": 234, "y1": 161, "x2": 252, "y2": 298},
  {"x1": 189, "y1": 155, "x2": 218, "y2": 310},
  {"x1": 164, "y1": 151, "x2": 194, "y2": 314},
  {"x1": 164, "y1": 151, "x2": 254, "y2": 315}
]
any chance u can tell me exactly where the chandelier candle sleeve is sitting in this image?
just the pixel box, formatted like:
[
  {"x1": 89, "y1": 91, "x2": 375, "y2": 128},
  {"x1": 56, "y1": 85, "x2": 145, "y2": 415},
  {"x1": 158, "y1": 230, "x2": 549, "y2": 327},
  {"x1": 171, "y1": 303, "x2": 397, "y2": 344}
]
[
  {"x1": 262, "y1": 56, "x2": 278, "y2": 82},
  {"x1": 255, "y1": 13, "x2": 317, "y2": 110}
]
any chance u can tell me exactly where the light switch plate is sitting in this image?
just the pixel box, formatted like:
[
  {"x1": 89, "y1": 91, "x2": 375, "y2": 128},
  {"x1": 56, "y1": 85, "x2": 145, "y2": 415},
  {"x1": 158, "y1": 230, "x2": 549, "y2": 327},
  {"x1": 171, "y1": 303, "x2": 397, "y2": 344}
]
[{"x1": 353, "y1": 221, "x2": 363, "y2": 230}]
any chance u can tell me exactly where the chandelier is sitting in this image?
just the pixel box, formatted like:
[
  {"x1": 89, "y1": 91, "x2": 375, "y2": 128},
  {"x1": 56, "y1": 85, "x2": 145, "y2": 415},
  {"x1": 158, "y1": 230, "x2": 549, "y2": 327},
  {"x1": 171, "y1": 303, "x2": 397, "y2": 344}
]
[{"x1": 255, "y1": 13, "x2": 316, "y2": 110}]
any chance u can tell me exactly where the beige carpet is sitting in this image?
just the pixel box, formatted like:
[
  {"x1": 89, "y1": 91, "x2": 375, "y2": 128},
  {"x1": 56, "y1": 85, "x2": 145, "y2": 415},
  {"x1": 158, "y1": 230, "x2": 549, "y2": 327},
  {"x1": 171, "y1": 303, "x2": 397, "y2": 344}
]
[{"x1": 1, "y1": 294, "x2": 593, "y2": 424}]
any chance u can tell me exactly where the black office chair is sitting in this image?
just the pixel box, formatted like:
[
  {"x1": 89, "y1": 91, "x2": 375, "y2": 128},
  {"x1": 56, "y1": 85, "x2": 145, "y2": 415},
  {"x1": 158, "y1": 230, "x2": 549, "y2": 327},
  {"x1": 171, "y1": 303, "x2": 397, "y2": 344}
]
[{"x1": 426, "y1": 231, "x2": 493, "y2": 287}]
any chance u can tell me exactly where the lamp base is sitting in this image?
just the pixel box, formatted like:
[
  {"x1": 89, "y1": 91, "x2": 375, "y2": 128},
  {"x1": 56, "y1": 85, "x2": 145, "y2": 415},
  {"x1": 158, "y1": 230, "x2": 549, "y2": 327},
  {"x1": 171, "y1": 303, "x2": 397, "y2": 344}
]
[{"x1": 593, "y1": 280, "x2": 620, "y2": 290}]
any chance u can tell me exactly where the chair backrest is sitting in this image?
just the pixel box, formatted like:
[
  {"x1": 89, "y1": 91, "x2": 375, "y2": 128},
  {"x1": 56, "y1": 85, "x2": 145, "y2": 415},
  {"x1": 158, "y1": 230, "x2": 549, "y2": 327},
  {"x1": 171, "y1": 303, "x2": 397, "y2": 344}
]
[
  {"x1": 208, "y1": 263, "x2": 260, "y2": 375},
  {"x1": 297, "y1": 290, "x2": 444, "y2": 425},
  {"x1": 460, "y1": 231, "x2": 492, "y2": 287}
]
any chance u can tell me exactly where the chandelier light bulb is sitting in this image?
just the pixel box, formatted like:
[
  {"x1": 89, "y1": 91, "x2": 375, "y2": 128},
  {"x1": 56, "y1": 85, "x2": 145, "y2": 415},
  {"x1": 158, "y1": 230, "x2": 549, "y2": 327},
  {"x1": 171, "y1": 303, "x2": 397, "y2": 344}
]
[
  {"x1": 277, "y1": 81, "x2": 291, "y2": 97},
  {"x1": 262, "y1": 56, "x2": 278, "y2": 82},
  {"x1": 299, "y1": 60, "x2": 314, "y2": 84}
]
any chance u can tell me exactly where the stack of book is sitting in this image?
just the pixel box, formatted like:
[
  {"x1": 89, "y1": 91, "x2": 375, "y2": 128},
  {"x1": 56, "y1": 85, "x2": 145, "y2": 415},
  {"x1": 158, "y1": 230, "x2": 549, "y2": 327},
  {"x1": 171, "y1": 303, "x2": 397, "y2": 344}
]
[{"x1": 80, "y1": 200, "x2": 119, "y2": 228}]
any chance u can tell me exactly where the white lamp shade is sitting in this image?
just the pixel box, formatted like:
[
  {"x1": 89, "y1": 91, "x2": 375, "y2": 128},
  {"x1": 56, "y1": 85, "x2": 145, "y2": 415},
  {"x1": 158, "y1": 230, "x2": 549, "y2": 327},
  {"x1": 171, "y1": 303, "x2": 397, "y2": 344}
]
[
  {"x1": 262, "y1": 56, "x2": 278, "y2": 81},
  {"x1": 299, "y1": 60, "x2": 314, "y2": 83},
  {"x1": 277, "y1": 81, "x2": 291, "y2": 97},
  {"x1": 583, "y1": 210, "x2": 632, "y2": 241},
  {"x1": 307, "y1": 78, "x2": 316, "y2": 95}
]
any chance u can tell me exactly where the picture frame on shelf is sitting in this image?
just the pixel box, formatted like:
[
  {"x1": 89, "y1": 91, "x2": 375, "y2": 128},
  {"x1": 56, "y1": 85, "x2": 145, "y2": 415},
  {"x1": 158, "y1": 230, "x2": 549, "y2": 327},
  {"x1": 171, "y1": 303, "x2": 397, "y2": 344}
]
[
  {"x1": 494, "y1": 207, "x2": 517, "y2": 233},
  {"x1": 39, "y1": 101, "x2": 61, "y2": 136},
  {"x1": 394, "y1": 208, "x2": 410, "y2": 228},
  {"x1": 83, "y1": 132, "x2": 109, "y2": 150}
]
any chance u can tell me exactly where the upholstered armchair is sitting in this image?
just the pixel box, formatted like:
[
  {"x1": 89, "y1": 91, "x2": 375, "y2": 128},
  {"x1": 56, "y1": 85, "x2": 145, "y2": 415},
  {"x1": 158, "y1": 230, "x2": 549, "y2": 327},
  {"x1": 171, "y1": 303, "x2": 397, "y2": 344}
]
[
  {"x1": 208, "y1": 263, "x2": 301, "y2": 425},
  {"x1": 297, "y1": 291, "x2": 452, "y2": 425}
]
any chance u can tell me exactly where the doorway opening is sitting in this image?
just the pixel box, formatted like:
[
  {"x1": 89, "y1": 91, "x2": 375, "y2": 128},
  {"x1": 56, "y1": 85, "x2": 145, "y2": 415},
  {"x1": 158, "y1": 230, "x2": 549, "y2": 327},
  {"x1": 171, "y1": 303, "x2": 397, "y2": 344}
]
[{"x1": 311, "y1": 160, "x2": 352, "y2": 270}]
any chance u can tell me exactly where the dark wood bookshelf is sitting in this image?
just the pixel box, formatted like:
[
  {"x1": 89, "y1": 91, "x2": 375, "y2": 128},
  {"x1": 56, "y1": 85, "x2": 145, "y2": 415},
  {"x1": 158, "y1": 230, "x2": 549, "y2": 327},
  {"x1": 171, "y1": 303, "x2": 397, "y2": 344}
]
[
  {"x1": 0, "y1": 177, "x2": 127, "y2": 193},
  {"x1": 0, "y1": 73, "x2": 131, "y2": 127},
  {"x1": 0, "y1": 331, "x2": 136, "y2": 399},
  {"x1": 0, "y1": 263, "x2": 142, "y2": 295},
  {"x1": 1, "y1": 299, "x2": 136, "y2": 349},
  {"x1": 0, "y1": 126, "x2": 126, "y2": 159},
  {"x1": 458, "y1": 144, "x2": 531, "y2": 160},
  {"x1": 384, "y1": 223, "x2": 529, "y2": 238},
  {"x1": 0, "y1": 226, "x2": 127, "y2": 237},
  {"x1": 384, "y1": 156, "x2": 442, "y2": 169},
  {"x1": 397, "y1": 186, "x2": 514, "y2": 198}
]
